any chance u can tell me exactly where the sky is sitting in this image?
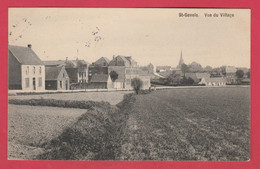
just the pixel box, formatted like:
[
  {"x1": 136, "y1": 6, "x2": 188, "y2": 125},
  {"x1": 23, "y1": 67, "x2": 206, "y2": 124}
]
[{"x1": 8, "y1": 8, "x2": 250, "y2": 68}]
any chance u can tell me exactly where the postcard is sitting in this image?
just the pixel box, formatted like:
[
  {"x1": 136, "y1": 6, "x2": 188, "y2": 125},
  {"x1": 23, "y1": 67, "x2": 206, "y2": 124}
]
[{"x1": 7, "y1": 8, "x2": 250, "y2": 161}]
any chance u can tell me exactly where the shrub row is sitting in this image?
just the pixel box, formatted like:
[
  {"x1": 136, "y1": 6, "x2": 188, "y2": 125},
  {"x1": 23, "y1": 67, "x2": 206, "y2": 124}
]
[
  {"x1": 8, "y1": 99, "x2": 111, "y2": 110},
  {"x1": 37, "y1": 99, "x2": 128, "y2": 160}
]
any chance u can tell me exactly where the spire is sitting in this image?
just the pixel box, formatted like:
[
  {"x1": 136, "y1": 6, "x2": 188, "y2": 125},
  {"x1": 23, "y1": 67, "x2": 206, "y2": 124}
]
[{"x1": 177, "y1": 50, "x2": 184, "y2": 69}]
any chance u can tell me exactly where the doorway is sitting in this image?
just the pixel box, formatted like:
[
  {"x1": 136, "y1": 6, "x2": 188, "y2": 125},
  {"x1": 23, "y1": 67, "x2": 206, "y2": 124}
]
[{"x1": 33, "y1": 77, "x2": 36, "y2": 90}]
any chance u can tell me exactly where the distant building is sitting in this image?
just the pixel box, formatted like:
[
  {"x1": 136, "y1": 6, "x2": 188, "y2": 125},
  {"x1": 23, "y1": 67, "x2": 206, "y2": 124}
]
[
  {"x1": 44, "y1": 58, "x2": 88, "y2": 84},
  {"x1": 199, "y1": 77, "x2": 227, "y2": 86},
  {"x1": 108, "y1": 55, "x2": 151, "y2": 89},
  {"x1": 89, "y1": 74, "x2": 113, "y2": 89},
  {"x1": 8, "y1": 44, "x2": 45, "y2": 90},
  {"x1": 225, "y1": 66, "x2": 237, "y2": 84},
  {"x1": 156, "y1": 66, "x2": 171, "y2": 72},
  {"x1": 88, "y1": 57, "x2": 110, "y2": 82},
  {"x1": 176, "y1": 51, "x2": 184, "y2": 69},
  {"x1": 185, "y1": 72, "x2": 211, "y2": 83},
  {"x1": 45, "y1": 65, "x2": 70, "y2": 90}
]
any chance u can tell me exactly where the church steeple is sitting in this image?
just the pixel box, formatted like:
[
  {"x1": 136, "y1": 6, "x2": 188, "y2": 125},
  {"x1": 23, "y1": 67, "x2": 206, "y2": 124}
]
[{"x1": 177, "y1": 50, "x2": 184, "y2": 69}]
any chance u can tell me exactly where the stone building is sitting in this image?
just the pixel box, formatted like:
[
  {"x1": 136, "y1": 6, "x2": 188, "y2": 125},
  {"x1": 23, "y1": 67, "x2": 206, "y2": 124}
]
[{"x1": 8, "y1": 44, "x2": 45, "y2": 91}]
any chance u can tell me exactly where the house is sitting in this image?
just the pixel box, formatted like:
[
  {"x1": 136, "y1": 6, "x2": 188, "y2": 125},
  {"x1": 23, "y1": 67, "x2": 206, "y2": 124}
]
[
  {"x1": 93, "y1": 57, "x2": 110, "y2": 67},
  {"x1": 156, "y1": 66, "x2": 171, "y2": 72},
  {"x1": 8, "y1": 44, "x2": 45, "y2": 90},
  {"x1": 108, "y1": 55, "x2": 138, "y2": 89},
  {"x1": 185, "y1": 72, "x2": 210, "y2": 83},
  {"x1": 108, "y1": 55, "x2": 151, "y2": 89},
  {"x1": 199, "y1": 77, "x2": 227, "y2": 86},
  {"x1": 88, "y1": 57, "x2": 110, "y2": 82},
  {"x1": 44, "y1": 58, "x2": 88, "y2": 84},
  {"x1": 89, "y1": 74, "x2": 113, "y2": 89},
  {"x1": 45, "y1": 65, "x2": 70, "y2": 90},
  {"x1": 225, "y1": 66, "x2": 237, "y2": 84}
]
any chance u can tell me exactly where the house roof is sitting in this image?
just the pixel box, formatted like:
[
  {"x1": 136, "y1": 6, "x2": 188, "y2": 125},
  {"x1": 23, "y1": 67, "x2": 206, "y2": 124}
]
[
  {"x1": 94, "y1": 57, "x2": 110, "y2": 66},
  {"x1": 90, "y1": 74, "x2": 110, "y2": 83},
  {"x1": 195, "y1": 72, "x2": 210, "y2": 79},
  {"x1": 45, "y1": 66, "x2": 64, "y2": 80},
  {"x1": 226, "y1": 66, "x2": 237, "y2": 73},
  {"x1": 44, "y1": 59, "x2": 88, "y2": 68},
  {"x1": 108, "y1": 55, "x2": 137, "y2": 67},
  {"x1": 202, "y1": 77, "x2": 227, "y2": 83},
  {"x1": 9, "y1": 45, "x2": 43, "y2": 65},
  {"x1": 43, "y1": 60, "x2": 66, "y2": 66}
]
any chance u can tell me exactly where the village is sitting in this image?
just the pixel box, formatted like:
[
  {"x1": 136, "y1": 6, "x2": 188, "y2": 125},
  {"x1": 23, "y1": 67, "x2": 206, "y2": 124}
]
[{"x1": 8, "y1": 44, "x2": 250, "y2": 93}]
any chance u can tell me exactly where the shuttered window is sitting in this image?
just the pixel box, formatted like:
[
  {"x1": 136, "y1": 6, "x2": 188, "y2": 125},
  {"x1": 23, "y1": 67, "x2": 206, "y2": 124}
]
[
  {"x1": 38, "y1": 77, "x2": 42, "y2": 87},
  {"x1": 25, "y1": 78, "x2": 30, "y2": 88}
]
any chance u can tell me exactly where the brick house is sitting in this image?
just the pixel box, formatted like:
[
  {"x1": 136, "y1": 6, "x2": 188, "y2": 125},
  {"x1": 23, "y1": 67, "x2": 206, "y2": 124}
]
[
  {"x1": 8, "y1": 44, "x2": 45, "y2": 90},
  {"x1": 88, "y1": 57, "x2": 110, "y2": 82},
  {"x1": 89, "y1": 74, "x2": 113, "y2": 89},
  {"x1": 108, "y1": 55, "x2": 151, "y2": 89},
  {"x1": 45, "y1": 65, "x2": 70, "y2": 90},
  {"x1": 44, "y1": 59, "x2": 88, "y2": 84}
]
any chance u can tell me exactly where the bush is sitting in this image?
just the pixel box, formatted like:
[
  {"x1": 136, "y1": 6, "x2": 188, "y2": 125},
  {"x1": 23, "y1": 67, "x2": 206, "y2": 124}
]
[
  {"x1": 8, "y1": 99, "x2": 111, "y2": 110},
  {"x1": 131, "y1": 78, "x2": 143, "y2": 94}
]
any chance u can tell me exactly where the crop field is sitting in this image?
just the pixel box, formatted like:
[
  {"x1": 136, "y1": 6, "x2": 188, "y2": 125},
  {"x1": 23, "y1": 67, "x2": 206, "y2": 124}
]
[
  {"x1": 8, "y1": 104, "x2": 86, "y2": 160},
  {"x1": 8, "y1": 87, "x2": 250, "y2": 161},
  {"x1": 8, "y1": 91, "x2": 133, "y2": 105},
  {"x1": 119, "y1": 87, "x2": 250, "y2": 161}
]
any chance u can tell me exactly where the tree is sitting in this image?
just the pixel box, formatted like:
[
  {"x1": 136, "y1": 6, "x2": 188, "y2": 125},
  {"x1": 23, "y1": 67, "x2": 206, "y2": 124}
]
[
  {"x1": 188, "y1": 62, "x2": 203, "y2": 72},
  {"x1": 166, "y1": 71, "x2": 182, "y2": 85},
  {"x1": 181, "y1": 63, "x2": 189, "y2": 77},
  {"x1": 109, "y1": 71, "x2": 118, "y2": 82},
  {"x1": 246, "y1": 69, "x2": 250, "y2": 78},
  {"x1": 131, "y1": 78, "x2": 143, "y2": 94},
  {"x1": 204, "y1": 65, "x2": 213, "y2": 72},
  {"x1": 236, "y1": 69, "x2": 244, "y2": 79},
  {"x1": 181, "y1": 77, "x2": 194, "y2": 85}
]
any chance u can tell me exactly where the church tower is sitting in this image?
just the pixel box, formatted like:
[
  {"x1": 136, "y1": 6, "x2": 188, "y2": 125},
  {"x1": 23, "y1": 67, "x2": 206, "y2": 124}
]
[{"x1": 177, "y1": 51, "x2": 184, "y2": 69}]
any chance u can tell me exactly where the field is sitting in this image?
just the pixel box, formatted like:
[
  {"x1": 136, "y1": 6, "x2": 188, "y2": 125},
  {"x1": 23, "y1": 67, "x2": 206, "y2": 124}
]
[
  {"x1": 8, "y1": 105, "x2": 86, "y2": 160},
  {"x1": 8, "y1": 86, "x2": 250, "y2": 160},
  {"x1": 119, "y1": 87, "x2": 250, "y2": 160},
  {"x1": 8, "y1": 91, "x2": 133, "y2": 105}
]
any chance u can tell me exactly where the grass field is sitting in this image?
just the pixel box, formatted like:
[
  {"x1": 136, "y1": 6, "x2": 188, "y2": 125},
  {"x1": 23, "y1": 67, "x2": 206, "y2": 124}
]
[
  {"x1": 8, "y1": 91, "x2": 133, "y2": 105},
  {"x1": 8, "y1": 104, "x2": 86, "y2": 160},
  {"x1": 8, "y1": 87, "x2": 250, "y2": 160},
  {"x1": 119, "y1": 87, "x2": 250, "y2": 161}
]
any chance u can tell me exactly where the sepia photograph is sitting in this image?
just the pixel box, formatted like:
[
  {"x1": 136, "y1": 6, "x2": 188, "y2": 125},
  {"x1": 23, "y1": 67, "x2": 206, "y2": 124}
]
[{"x1": 7, "y1": 8, "x2": 250, "y2": 161}]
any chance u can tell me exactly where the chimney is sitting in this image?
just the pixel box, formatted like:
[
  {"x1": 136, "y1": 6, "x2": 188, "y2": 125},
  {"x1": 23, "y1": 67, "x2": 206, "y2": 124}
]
[
  {"x1": 27, "y1": 44, "x2": 32, "y2": 48},
  {"x1": 66, "y1": 57, "x2": 68, "y2": 63}
]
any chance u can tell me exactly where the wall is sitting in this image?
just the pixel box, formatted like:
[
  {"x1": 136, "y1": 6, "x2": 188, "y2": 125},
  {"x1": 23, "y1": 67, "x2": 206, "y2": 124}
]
[
  {"x1": 78, "y1": 66, "x2": 88, "y2": 83},
  {"x1": 66, "y1": 68, "x2": 78, "y2": 84},
  {"x1": 21, "y1": 65, "x2": 45, "y2": 91},
  {"x1": 57, "y1": 67, "x2": 70, "y2": 90},
  {"x1": 45, "y1": 80, "x2": 57, "y2": 90},
  {"x1": 108, "y1": 66, "x2": 126, "y2": 88},
  {"x1": 8, "y1": 51, "x2": 22, "y2": 89}
]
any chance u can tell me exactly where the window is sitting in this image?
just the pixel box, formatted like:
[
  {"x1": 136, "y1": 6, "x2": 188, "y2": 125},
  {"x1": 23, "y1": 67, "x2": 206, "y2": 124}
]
[
  {"x1": 26, "y1": 66, "x2": 29, "y2": 75},
  {"x1": 25, "y1": 78, "x2": 30, "y2": 88},
  {"x1": 79, "y1": 72, "x2": 82, "y2": 77},
  {"x1": 60, "y1": 81, "x2": 62, "y2": 88},
  {"x1": 63, "y1": 73, "x2": 65, "y2": 78},
  {"x1": 33, "y1": 66, "x2": 36, "y2": 74},
  {"x1": 38, "y1": 77, "x2": 42, "y2": 87},
  {"x1": 39, "y1": 67, "x2": 42, "y2": 74}
]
